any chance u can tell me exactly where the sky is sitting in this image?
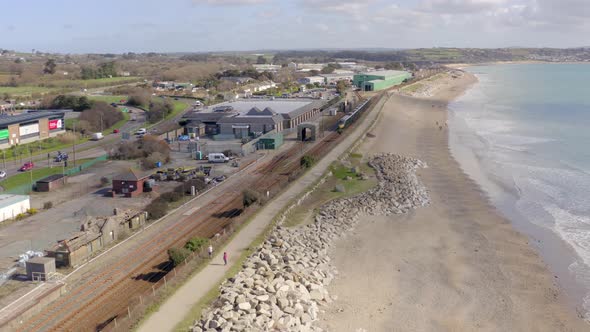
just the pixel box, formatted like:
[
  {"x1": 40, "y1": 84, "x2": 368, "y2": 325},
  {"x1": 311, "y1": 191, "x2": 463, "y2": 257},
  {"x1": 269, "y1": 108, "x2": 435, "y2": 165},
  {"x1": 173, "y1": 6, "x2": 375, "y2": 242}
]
[{"x1": 2, "y1": 0, "x2": 590, "y2": 53}]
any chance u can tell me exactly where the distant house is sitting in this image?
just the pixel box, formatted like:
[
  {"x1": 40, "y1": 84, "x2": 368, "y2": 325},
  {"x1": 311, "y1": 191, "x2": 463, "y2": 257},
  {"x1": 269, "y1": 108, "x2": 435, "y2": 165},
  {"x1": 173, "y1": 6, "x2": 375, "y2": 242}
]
[{"x1": 111, "y1": 169, "x2": 150, "y2": 197}]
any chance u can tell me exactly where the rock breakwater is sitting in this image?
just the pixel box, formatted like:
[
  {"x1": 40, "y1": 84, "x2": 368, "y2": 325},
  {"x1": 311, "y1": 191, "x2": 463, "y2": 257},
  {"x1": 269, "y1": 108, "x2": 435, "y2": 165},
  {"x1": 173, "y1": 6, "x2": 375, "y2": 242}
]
[{"x1": 191, "y1": 154, "x2": 429, "y2": 331}]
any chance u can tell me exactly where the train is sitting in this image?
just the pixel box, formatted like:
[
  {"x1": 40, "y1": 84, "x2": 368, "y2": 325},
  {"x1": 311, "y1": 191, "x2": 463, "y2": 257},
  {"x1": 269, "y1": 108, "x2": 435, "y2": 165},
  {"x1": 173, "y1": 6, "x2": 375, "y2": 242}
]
[{"x1": 338, "y1": 98, "x2": 372, "y2": 129}]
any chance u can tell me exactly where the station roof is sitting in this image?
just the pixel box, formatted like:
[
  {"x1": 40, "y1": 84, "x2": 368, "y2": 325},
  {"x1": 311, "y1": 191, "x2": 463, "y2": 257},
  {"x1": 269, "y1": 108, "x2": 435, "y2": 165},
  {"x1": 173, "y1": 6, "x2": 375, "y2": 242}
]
[
  {"x1": 212, "y1": 99, "x2": 325, "y2": 120},
  {"x1": 113, "y1": 169, "x2": 150, "y2": 182}
]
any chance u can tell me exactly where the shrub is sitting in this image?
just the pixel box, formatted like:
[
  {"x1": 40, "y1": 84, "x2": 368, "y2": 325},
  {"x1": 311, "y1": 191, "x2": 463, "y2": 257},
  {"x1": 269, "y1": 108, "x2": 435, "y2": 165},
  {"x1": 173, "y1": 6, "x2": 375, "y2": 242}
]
[
  {"x1": 300, "y1": 155, "x2": 316, "y2": 168},
  {"x1": 243, "y1": 189, "x2": 260, "y2": 207},
  {"x1": 78, "y1": 101, "x2": 123, "y2": 132},
  {"x1": 160, "y1": 191, "x2": 183, "y2": 203},
  {"x1": 100, "y1": 176, "x2": 110, "y2": 186},
  {"x1": 15, "y1": 213, "x2": 26, "y2": 221},
  {"x1": 146, "y1": 199, "x2": 169, "y2": 220},
  {"x1": 127, "y1": 92, "x2": 150, "y2": 107},
  {"x1": 184, "y1": 237, "x2": 208, "y2": 252},
  {"x1": 168, "y1": 247, "x2": 191, "y2": 266},
  {"x1": 141, "y1": 151, "x2": 166, "y2": 170},
  {"x1": 43, "y1": 201, "x2": 53, "y2": 209},
  {"x1": 26, "y1": 208, "x2": 38, "y2": 215}
]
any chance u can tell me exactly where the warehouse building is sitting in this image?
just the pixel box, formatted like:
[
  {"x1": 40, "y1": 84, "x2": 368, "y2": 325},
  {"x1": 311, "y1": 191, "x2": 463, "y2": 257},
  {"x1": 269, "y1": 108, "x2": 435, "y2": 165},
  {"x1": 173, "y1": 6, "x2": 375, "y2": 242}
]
[
  {"x1": 299, "y1": 76, "x2": 326, "y2": 85},
  {"x1": 353, "y1": 70, "x2": 412, "y2": 91},
  {"x1": 0, "y1": 111, "x2": 65, "y2": 149},
  {"x1": 321, "y1": 73, "x2": 354, "y2": 85},
  {"x1": 0, "y1": 194, "x2": 30, "y2": 223},
  {"x1": 183, "y1": 99, "x2": 325, "y2": 139}
]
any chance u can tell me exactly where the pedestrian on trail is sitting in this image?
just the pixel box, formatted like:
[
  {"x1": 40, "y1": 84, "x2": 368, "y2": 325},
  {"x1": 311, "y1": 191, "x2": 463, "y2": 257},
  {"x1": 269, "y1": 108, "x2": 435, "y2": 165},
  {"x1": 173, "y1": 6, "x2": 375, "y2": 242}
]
[
  {"x1": 208, "y1": 245, "x2": 213, "y2": 258},
  {"x1": 223, "y1": 252, "x2": 228, "y2": 266}
]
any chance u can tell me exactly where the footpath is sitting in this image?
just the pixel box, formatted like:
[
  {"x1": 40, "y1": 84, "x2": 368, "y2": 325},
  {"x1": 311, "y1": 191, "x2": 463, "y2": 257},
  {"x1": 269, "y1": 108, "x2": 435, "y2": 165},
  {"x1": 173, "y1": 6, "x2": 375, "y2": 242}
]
[{"x1": 138, "y1": 94, "x2": 388, "y2": 332}]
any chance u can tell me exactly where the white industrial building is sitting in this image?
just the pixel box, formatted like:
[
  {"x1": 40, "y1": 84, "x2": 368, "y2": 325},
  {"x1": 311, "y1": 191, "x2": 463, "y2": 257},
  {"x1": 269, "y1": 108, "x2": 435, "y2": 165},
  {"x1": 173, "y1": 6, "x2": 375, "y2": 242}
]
[
  {"x1": 299, "y1": 76, "x2": 326, "y2": 85},
  {"x1": 0, "y1": 195, "x2": 30, "y2": 222}
]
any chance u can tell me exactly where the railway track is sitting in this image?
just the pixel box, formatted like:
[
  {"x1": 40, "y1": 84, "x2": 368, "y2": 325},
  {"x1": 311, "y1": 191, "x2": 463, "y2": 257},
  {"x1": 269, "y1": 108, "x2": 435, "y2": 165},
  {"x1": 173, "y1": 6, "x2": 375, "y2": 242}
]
[
  {"x1": 16, "y1": 193, "x2": 241, "y2": 332},
  {"x1": 14, "y1": 95, "x2": 381, "y2": 331}
]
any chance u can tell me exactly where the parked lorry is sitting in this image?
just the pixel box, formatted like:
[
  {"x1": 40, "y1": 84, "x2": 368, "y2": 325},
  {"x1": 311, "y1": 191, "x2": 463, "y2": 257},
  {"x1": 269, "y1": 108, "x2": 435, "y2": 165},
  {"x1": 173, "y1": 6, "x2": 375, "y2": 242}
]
[{"x1": 207, "y1": 153, "x2": 229, "y2": 163}]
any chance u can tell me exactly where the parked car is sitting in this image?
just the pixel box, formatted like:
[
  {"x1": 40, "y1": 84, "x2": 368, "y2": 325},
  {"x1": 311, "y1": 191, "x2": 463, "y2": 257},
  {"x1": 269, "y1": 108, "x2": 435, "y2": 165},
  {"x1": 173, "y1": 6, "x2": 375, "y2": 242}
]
[
  {"x1": 135, "y1": 128, "x2": 147, "y2": 135},
  {"x1": 0, "y1": 171, "x2": 6, "y2": 179},
  {"x1": 113, "y1": 129, "x2": 120, "y2": 134},
  {"x1": 19, "y1": 162, "x2": 34, "y2": 171},
  {"x1": 177, "y1": 135, "x2": 190, "y2": 141}
]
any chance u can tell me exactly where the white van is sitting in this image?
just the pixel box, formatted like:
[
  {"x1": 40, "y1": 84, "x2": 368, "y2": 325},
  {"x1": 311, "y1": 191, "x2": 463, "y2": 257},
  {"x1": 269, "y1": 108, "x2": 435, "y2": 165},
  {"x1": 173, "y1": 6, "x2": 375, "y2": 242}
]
[
  {"x1": 208, "y1": 153, "x2": 229, "y2": 163},
  {"x1": 91, "y1": 132, "x2": 104, "y2": 141}
]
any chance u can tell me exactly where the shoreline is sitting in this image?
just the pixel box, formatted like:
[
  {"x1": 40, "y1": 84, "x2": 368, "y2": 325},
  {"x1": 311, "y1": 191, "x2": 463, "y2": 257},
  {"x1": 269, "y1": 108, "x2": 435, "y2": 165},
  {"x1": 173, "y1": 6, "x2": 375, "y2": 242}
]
[
  {"x1": 447, "y1": 61, "x2": 590, "y2": 69},
  {"x1": 319, "y1": 72, "x2": 587, "y2": 331},
  {"x1": 447, "y1": 68, "x2": 590, "y2": 317}
]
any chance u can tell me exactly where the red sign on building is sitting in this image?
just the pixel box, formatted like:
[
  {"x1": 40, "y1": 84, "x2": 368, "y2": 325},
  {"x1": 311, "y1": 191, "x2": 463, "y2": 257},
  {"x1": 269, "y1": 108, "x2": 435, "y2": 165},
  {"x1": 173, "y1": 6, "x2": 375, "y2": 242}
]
[{"x1": 48, "y1": 119, "x2": 62, "y2": 130}]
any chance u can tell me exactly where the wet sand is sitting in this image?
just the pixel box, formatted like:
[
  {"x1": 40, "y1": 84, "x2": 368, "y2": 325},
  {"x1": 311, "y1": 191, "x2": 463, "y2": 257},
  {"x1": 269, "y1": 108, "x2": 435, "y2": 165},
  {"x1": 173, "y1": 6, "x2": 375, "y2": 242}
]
[{"x1": 319, "y1": 73, "x2": 588, "y2": 331}]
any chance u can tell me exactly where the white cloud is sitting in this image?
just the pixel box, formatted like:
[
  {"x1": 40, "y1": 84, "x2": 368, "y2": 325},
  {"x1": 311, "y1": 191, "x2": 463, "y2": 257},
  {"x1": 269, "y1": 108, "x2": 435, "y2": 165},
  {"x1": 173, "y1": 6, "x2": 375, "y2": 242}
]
[
  {"x1": 192, "y1": 0, "x2": 268, "y2": 5},
  {"x1": 419, "y1": 0, "x2": 507, "y2": 14}
]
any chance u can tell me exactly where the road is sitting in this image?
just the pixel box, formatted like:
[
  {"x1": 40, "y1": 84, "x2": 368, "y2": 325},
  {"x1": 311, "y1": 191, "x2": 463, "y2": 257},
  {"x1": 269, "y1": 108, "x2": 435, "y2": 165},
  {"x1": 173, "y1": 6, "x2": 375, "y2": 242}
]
[{"x1": 0, "y1": 101, "x2": 191, "y2": 186}]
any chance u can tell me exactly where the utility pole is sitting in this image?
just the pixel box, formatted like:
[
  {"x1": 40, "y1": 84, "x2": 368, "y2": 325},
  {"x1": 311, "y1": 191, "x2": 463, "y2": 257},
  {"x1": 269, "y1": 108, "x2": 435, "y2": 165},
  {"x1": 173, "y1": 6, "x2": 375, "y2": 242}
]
[
  {"x1": 73, "y1": 120, "x2": 77, "y2": 166},
  {"x1": 29, "y1": 147, "x2": 33, "y2": 190}
]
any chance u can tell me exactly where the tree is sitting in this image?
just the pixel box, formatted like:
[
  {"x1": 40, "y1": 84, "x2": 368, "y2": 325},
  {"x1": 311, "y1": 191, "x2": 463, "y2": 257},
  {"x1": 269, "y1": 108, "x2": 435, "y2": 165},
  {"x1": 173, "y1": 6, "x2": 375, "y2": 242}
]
[
  {"x1": 243, "y1": 189, "x2": 260, "y2": 207},
  {"x1": 336, "y1": 80, "x2": 347, "y2": 95},
  {"x1": 43, "y1": 59, "x2": 57, "y2": 74},
  {"x1": 321, "y1": 66, "x2": 335, "y2": 74},
  {"x1": 256, "y1": 55, "x2": 267, "y2": 64},
  {"x1": 168, "y1": 247, "x2": 191, "y2": 266}
]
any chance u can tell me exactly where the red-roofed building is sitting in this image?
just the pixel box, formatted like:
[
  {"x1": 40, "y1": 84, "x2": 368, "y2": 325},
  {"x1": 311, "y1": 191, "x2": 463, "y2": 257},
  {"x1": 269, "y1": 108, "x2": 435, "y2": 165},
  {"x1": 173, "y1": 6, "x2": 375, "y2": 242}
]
[{"x1": 111, "y1": 169, "x2": 150, "y2": 197}]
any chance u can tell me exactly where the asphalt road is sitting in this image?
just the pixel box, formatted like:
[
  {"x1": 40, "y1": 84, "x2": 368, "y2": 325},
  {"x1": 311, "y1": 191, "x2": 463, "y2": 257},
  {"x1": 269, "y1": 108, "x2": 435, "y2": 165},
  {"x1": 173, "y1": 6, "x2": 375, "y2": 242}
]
[{"x1": 0, "y1": 101, "x2": 190, "y2": 184}]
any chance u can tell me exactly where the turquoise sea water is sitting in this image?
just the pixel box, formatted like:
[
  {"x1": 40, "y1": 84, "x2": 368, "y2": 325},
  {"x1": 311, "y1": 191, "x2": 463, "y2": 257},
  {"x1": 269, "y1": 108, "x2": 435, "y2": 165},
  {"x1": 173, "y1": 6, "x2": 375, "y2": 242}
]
[{"x1": 449, "y1": 64, "x2": 590, "y2": 315}]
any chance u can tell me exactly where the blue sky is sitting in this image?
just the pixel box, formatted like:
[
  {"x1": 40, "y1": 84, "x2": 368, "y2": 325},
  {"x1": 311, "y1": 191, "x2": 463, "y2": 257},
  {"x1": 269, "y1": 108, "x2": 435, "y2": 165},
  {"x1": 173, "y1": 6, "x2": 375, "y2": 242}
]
[{"x1": 2, "y1": 0, "x2": 590, "y2": 53}]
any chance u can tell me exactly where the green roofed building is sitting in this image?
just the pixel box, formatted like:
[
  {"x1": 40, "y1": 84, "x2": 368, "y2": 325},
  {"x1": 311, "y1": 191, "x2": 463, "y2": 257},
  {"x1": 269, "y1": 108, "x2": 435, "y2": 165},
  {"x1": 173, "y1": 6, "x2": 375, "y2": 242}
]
[{"x1": 353, "y1": 70, "x2": 412, "y2": 91}]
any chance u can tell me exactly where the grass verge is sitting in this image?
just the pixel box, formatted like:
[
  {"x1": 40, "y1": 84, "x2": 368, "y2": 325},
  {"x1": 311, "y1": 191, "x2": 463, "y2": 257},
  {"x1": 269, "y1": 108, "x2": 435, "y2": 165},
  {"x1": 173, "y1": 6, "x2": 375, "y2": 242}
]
[{"x1": 0, "y1": 158, "x2": 94, "y2": 191}]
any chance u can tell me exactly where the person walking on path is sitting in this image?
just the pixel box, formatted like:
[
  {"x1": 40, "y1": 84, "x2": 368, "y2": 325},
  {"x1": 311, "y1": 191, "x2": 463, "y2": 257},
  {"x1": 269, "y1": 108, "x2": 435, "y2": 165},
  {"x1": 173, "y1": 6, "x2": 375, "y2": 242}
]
[
  {"x1": 223, "y1": 252, "x2": 228, "y2": 266},
  {"x1": 208, "y1": 245, "x2": 213, "y2": 258}
]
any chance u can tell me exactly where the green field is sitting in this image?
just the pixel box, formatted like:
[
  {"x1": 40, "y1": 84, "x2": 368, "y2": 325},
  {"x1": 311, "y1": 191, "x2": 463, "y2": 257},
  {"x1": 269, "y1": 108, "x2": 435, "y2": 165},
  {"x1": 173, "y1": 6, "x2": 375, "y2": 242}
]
[
  {"x1": 0, "y1": 158, "x2": 94, "y2": 191},
  {"x1": 0, "y1": 77, "x2": 142, "y2": 98},
  {"x1": 88, "y1": 95, "x2": 128, "y2": 104},
  {"x1": 0, "y1": 86, "x2": 58, "y2": 97}
]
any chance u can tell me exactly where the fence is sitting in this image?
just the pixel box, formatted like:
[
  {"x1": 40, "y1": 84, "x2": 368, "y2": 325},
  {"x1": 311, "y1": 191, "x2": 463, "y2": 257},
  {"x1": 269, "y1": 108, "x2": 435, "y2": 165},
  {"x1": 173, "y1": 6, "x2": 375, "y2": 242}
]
[
  {"x1": 101, "y1": 224, "x2": 239, "y2": 332},
  {"x1": 5, "y1": 154, "x2": 109, "y2": 195}
]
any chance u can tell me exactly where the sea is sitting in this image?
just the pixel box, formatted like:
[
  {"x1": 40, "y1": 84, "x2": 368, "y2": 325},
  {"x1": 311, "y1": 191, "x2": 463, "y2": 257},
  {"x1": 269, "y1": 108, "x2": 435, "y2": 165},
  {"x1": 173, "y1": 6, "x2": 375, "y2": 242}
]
[{"x1": 449, "y1": 63, "x2": 590, "y2": 317}]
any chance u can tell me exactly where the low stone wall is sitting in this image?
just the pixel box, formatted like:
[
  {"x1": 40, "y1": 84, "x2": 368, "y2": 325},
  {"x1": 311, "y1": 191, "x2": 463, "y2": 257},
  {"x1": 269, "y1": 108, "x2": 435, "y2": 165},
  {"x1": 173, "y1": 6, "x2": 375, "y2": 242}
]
[{"x1": 191, "y1": 153, "x2": 430, "y2": 331}]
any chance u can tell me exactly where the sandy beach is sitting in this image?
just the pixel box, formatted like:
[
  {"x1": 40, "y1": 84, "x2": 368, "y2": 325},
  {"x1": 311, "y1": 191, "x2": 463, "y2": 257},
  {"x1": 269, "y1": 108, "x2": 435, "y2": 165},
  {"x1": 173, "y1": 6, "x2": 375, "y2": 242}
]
[{"x1": 319, "y1": 72, "x2": 588, "y2": 331}]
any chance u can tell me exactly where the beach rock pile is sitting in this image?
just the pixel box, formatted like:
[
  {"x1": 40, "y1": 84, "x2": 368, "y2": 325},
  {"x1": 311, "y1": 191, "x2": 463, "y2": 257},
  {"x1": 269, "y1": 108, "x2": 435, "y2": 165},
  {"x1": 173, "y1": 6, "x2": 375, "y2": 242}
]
[{"x1": 190, "y1": 154, "x2": 429, "y2": 332}]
